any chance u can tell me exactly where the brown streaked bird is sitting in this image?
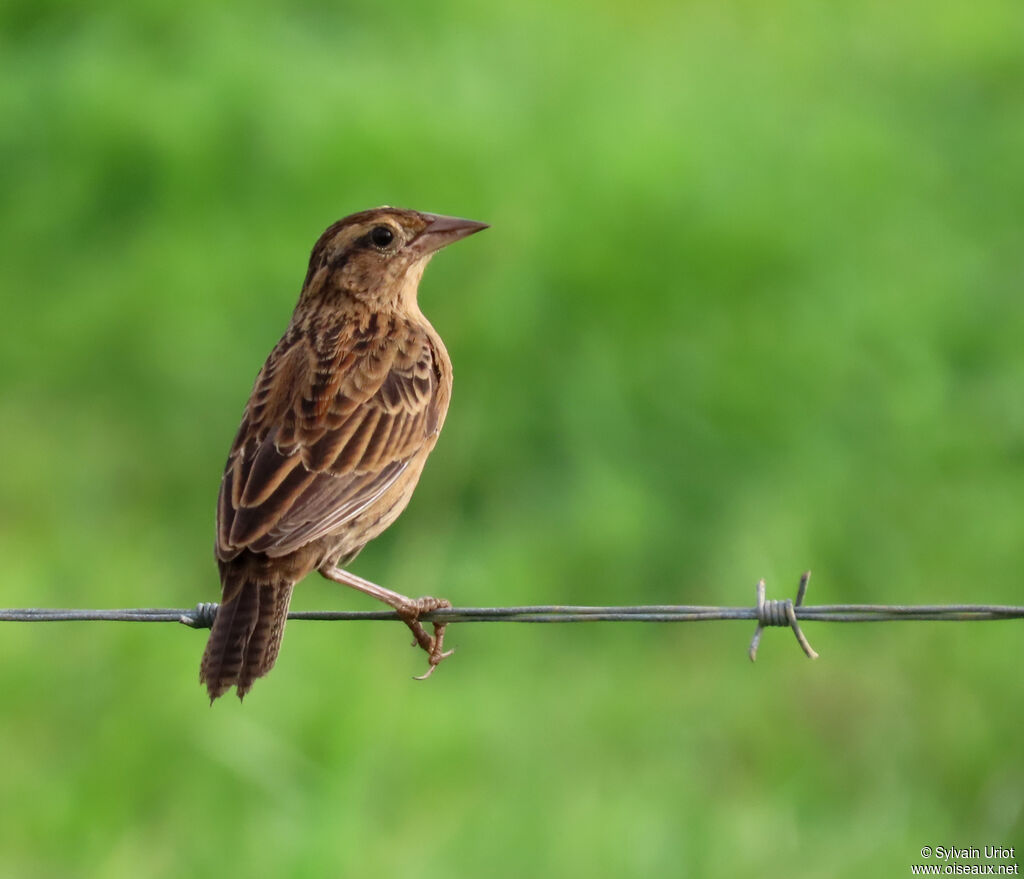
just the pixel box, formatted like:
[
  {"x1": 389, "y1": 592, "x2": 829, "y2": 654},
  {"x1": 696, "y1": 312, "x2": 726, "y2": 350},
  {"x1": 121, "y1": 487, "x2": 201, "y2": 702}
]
[{"x1": 200, "y1": 207, "x2": 487, "y2": 701}]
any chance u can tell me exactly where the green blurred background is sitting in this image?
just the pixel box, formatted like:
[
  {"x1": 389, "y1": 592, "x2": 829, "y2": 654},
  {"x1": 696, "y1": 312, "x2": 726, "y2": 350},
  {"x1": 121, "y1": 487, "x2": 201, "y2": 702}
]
[{"x1": 1, "y1": 1, "x2": 1022, "y2": 876}]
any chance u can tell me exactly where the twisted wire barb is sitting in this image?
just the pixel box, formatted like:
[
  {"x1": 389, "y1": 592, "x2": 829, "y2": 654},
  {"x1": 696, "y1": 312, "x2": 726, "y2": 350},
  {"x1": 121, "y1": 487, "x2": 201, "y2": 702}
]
[
  {"x1": 748, "y1": 571, "x2": 818, "y2": 661},
  {"x1": 2, "y1": 572, "x2": 1021, "y2": 660}
]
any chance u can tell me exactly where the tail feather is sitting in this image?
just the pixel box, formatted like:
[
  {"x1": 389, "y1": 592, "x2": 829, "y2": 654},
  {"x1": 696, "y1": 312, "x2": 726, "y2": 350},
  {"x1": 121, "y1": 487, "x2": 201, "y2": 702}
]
[
  {"x1": 200, "y1": 576, "x2": 295, "y2": 702},
  {"x1": 262, "y1": 581, "x2": 294, "y2": 672}
]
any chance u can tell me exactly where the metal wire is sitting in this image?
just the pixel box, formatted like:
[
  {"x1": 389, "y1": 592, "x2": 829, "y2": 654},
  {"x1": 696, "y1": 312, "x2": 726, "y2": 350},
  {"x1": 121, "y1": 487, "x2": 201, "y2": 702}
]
[{"x1": 2, "y1": 572, "x2": 1021, "y2": 660}]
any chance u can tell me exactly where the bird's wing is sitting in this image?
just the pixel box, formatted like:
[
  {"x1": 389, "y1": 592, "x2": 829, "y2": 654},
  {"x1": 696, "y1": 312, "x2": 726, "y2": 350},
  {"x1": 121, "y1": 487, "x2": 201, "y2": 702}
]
[{"x1": 216, "y1": 319, "x2": 446, "y2": 561}]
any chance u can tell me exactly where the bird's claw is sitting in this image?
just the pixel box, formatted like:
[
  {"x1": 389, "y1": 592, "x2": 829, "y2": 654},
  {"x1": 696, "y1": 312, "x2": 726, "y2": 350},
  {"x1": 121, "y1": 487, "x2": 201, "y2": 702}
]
[
  {"x1": 396, "y1": 596, "x2": 454, "y2": 680},
  {"x1": 413, "y1": 639, "x2": 455, "y2": 681}
]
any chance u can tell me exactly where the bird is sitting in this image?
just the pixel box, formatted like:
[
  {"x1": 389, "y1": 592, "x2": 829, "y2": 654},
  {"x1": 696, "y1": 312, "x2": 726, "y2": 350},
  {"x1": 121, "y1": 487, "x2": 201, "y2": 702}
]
[{"x1": 200, "y1": 207, "x2": 487, "y2": 701}]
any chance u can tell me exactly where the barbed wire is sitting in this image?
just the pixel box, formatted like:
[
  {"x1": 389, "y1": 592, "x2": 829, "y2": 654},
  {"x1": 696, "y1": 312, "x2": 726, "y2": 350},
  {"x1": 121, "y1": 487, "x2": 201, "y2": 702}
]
[{"x1": 2, "y1": 573, "x2": 1021, "y2": 660}]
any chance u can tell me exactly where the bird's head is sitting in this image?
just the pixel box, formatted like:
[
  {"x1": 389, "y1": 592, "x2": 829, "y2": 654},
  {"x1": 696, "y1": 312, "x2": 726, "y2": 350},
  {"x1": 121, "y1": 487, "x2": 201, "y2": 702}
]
[{"x1": 299, "y1": 207, "x2": 487, "y2": 311}]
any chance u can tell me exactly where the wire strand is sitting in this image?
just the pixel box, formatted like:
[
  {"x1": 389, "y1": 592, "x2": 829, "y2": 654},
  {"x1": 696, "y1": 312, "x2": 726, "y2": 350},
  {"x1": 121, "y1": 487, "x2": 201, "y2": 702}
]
[{"x1": 2, "y1": 572, "x2": 1021, "y2": 660}]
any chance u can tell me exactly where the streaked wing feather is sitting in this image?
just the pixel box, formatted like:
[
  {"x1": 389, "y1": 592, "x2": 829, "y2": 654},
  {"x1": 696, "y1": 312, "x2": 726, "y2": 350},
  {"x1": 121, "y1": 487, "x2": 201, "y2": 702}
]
[
  {"x1": 250, "y1": 460, "x2": 409, "y2": 555},
  {"x1": 216, "y1": 320, "x2": 441, "y2": 561}
]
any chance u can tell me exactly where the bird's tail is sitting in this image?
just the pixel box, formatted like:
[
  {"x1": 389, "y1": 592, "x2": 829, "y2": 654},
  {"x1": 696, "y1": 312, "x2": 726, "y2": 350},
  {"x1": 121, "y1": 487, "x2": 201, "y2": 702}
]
[{"x1": 199, "y1": 569, "x2": 295, "y2": 702}]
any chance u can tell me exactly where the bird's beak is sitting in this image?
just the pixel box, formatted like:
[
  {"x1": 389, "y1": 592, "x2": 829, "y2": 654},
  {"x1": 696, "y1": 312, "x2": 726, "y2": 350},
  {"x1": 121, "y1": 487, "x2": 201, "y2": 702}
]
[{"x1": 412, "y1": 213, "x2": 489, "y2": 255}]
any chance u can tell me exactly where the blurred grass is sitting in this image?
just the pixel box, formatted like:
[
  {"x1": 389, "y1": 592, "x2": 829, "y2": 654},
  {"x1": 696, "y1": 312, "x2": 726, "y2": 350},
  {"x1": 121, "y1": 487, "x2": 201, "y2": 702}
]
[{"x1": 1, "y1": 0, "x2": 1023, "y2": 876}]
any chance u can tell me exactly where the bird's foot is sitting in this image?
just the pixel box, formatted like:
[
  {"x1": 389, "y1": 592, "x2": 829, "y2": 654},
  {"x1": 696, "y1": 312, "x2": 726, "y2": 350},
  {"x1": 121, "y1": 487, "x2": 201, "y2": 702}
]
[
  {"x1": 317, "y1": 567, "x2": 455, "y2": 679},
  {"x1": 395, "y1": 596, "x2": 455, "y2": 680}
]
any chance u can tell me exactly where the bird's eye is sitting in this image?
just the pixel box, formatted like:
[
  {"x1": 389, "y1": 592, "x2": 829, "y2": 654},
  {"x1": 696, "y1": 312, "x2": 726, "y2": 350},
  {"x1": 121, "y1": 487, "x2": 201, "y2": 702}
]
[{"x1": 370, "y1": 225, "x2": 395, "y2": 248}]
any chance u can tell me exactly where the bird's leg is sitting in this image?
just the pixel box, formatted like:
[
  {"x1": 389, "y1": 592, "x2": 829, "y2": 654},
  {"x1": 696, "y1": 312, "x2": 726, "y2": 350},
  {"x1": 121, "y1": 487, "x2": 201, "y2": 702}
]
[{"x1": 319, "y1": 566, "x2": 454, "y2": 678}]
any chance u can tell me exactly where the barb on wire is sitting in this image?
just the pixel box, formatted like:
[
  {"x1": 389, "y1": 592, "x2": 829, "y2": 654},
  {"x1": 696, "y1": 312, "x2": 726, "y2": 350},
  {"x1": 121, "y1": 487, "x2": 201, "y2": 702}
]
[
  {"x1": 1, "y1": 571, "x2": 1022, "y2": 660},
  {"x1": 748, "y1": 571, "x2": 818, "y2": 661}
]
